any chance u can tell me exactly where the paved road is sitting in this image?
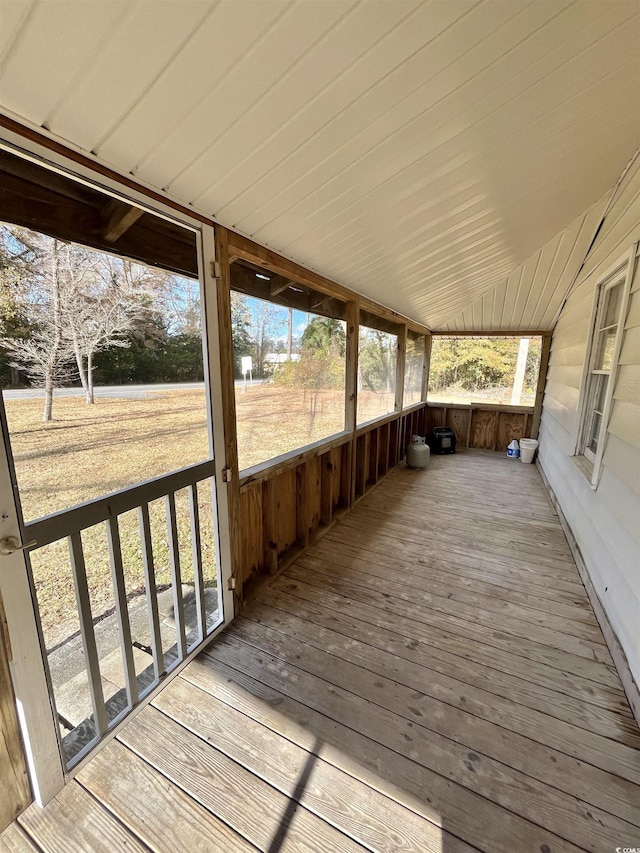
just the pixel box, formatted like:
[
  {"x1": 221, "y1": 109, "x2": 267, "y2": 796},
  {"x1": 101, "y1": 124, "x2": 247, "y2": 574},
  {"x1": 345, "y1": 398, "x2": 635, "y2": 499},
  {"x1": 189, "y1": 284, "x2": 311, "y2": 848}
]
[{"x1": 2, "y1": 380, "x2": 264, "y2": 400}]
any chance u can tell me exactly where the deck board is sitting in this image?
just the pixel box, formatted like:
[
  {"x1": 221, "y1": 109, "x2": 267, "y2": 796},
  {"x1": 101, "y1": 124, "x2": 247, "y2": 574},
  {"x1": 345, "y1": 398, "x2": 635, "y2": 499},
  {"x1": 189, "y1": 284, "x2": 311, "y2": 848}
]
[{"x1": 4, "y1": 451, "x2": 639, "y2": 853}]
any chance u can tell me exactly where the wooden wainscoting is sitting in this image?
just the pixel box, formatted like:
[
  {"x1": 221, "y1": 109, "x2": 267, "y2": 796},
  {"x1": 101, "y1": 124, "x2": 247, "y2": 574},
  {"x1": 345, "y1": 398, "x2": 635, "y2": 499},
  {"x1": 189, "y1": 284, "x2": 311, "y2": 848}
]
[
  {"x1": 237, "y1": 405, "x2": 430, "y2": 593},
  {"x1": 425, "y1": 402, "x2": 534, "y2": 452}
]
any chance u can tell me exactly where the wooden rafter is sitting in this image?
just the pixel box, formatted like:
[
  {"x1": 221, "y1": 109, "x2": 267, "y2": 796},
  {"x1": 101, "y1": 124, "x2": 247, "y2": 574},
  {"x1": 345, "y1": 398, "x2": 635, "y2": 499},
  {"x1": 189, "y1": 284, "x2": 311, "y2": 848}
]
[{"x1": 102, "y1": 199, "x2": 145, "y2": 243}]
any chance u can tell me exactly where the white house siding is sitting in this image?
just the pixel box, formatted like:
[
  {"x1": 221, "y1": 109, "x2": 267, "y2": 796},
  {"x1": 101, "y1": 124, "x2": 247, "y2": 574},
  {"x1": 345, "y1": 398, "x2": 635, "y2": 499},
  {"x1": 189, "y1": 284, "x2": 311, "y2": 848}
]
[{"x1": 539, "y1": 153, "x2": 640, "y2": 692}]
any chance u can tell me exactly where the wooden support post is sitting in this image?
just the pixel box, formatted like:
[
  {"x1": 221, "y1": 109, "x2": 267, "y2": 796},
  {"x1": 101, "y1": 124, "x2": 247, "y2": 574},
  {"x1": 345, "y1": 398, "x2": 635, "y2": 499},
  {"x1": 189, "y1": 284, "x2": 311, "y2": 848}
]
[
  {"x1": 395, "y1": 324, "x2": 407, "y2": 413},
  {"x1": 355, "y1": 436, "x2": 366, "y2": 498},
  {"x1": 213, "y1": 227, "x2": 242, "y2": 611},
  {"x1": 363, "y1": 433, "x2": 371, "y2": 487},
  {"x1": 368, "y1": 428, "x2": 379, "y2": 484},
  {"x1": 296, "y1": 462, "x2": 311, "y2": 547},
  {"x1": 422, "y1": 334, "x2": 432, "y2": 402},
  {"x1": 531, "y1": 333, "x2": 552, "y2": 439},
  {"x1": 262, "y1": 479, "x2": 278, "y2": 575},
  {"x1": 320, "y1": 452, "x2": 334, "y2": 526},
  {"x1": 345, "y1": 299, "x2": 359, "y2": 507},
  {"x1": 339, "y1": 441, "x2": 352, "y2": 509}
]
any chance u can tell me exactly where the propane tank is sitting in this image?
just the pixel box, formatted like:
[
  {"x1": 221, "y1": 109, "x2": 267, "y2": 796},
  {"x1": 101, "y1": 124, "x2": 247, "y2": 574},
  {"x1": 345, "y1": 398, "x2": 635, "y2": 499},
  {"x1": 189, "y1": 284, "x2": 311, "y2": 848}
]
[{"x1": 407, "y1": 435, "x2": 430, "y2": 469}]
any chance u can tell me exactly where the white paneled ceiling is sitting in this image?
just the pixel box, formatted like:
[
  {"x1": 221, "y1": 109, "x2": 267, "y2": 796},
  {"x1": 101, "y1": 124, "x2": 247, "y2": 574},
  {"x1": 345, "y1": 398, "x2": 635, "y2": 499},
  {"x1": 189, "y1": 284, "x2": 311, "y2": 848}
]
[
  {"x1": 439, "y1": 191, "x2": 611, "y2": 331},
  {"x1": 1, "y1": 0, "x2": 639, "y2": 330}
]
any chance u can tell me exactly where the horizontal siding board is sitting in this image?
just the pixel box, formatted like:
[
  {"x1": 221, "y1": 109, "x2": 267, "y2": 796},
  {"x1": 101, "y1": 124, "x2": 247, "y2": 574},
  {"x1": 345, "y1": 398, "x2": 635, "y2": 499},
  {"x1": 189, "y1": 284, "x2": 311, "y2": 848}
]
[
  {"x1": 619, "y1": 325, "x2": 640, "y2": 365},
  {"x1": 624, "y1": 291, "x2": 640, "y2": 329},
  {"x1": 540, "y1": 395, "x2": 577, "y2": 438},
  {"x1": 603, "y1": 433, "x2": 640, "y2": 498},
  {"x1": 543, "y1": 379, "x2": 580, "y2": 412},
  {"x1": 608, "y1": 400, "x2": 640, "y2": 449},
  {"x1": 582, "y1": 213, "x2": 640, "y2": 284},
  {"x1": 613, "y1": 364, "x2": 640, "y2": 404},
  {"x1": 538, "y1": 423, "x2": 640, "y2": 680},
  {"x1": 548, "y1": 342, "x2": 587, "y2": 368},
  {"x1": 545, "y1": 364, "x2": 584, "y2": 390},
  {"x1": 595, "y1": 466, "x2": 640, "y2": 546},
  {"x1": 551, "y1": 303, "x2": 592, "y2": 346}
]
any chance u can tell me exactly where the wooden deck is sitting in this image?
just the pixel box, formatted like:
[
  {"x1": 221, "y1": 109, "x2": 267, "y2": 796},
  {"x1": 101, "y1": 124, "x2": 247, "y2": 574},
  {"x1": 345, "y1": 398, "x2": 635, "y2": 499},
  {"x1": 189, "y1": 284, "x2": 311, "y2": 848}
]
[{"x1": 2, "y1": 451, "x2": 639, "y2": 853}]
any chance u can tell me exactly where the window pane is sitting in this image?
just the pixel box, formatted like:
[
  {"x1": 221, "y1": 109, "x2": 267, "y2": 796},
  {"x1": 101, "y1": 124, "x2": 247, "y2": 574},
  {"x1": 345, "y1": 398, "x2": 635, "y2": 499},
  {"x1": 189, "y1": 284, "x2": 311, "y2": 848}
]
[
  {"x1": 1, "y1": 222, "x2": 209, "y2": 523},
  {"x1": 230, "y1": 269, "x2": 347, "y2": 471},
  {"x1": 357, "y1": 325, "x2": 398, "y2": 424},
  {"x1": 587, "y1": 410, "x2": 603, "y2": 455},
  {"x1": 403, "y1": 332, "x2": 425, "y2": 406},
  {"x1": 603, "y1": 283, "x2": 622, "y2": 328},
  {"x1": 592, "y1": 372, "x2": 607, "y2": 414},
  {"x1": 593, "y1": 327, "x2": 616, "y2": 371},
  {"x1": 428, "y1": 336, "x2": 542, "y2": 406}
]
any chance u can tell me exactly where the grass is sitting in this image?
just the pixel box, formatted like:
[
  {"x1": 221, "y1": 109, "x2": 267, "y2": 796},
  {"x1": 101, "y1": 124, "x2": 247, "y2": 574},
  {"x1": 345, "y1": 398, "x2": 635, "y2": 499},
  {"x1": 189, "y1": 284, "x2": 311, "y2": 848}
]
[
  {"x1": 6, "y1": 389, "x2": 214, "y2": 648},
  {"x1": 428, "y1": 385, "x2": 536, "y2": 406},
  {"x1": 5, "y1": 383, "x2": 396, "y2": 647}
]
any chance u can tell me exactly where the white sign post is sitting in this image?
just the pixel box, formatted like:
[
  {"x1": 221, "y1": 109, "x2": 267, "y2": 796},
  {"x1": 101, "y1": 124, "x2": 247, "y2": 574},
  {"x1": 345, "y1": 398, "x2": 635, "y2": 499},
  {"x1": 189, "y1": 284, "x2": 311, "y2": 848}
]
[{"x1": 241, "y1": 356, "x2": 253, "y2": 392}]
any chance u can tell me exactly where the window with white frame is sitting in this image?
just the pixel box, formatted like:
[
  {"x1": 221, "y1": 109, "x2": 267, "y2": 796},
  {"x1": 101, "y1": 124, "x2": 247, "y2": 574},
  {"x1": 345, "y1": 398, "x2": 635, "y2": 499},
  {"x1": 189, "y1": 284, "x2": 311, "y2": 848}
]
[{"x1": 576, "y1": 246, "x2": 636, "y2": 486}]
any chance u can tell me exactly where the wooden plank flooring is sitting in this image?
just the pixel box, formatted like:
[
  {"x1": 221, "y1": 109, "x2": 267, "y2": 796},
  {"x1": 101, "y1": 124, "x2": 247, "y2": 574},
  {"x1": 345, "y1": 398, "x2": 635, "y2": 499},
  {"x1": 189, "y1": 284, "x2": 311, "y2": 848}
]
[{"x1": 3, "y1": 451, "x2": 639, "y2": 853}]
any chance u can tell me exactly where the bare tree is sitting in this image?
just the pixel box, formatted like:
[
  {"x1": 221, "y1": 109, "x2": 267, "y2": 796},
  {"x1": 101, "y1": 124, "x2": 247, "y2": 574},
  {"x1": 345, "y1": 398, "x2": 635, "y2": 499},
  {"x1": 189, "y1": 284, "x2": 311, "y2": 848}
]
[
  {"x1": 157, "y1": 275, "x2": 201, "y2": 335},
  {"x1": 63, "y1": 253, "x2": 149, "y2": 403},
  {"x1": 1, "y1": 225, "x2": 154, "y2": 414},
  {"x1": 1, "y1": 233, "x2": 75, "y2": 421}
]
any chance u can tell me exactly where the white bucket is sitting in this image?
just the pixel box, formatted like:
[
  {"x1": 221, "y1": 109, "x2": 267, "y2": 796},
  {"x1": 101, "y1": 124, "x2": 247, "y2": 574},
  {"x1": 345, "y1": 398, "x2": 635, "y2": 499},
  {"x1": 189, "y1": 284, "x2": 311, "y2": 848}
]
[{"x1": 519, "y1": 438, "x2": 539, "y2": 464}]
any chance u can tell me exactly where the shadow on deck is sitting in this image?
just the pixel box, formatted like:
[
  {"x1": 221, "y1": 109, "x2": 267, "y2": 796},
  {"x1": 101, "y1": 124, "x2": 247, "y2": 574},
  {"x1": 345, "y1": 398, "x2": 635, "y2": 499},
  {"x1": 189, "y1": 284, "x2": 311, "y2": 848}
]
[{"x1": 3, "y1": 451, "x2": 640, "y2": 853}]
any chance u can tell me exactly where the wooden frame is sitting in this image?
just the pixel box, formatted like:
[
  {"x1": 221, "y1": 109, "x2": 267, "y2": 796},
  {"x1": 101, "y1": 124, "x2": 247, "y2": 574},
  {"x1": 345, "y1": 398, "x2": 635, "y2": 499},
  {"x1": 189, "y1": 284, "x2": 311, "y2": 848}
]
[
  {"x1": 572, "y1": 245, "x2": 637, "y2": 488},
  {"x1": 430, "y1": 329, "x2": 548, "y2": 337},
  {"x1": 206, "y1": 226, "x2": 241, "y2": 615},
  {"x1": 0, "y1": 391, "x2": 64, "y2": 807},
  {"x1": 530, "y1": 334, "x2": 552, "y2": 439},
  {"x1": 395, "y1": 325, "x2": 407, "y2": 413},
  {"x1": 0, "y1": 138, "x2": 237, "y2": 807}
]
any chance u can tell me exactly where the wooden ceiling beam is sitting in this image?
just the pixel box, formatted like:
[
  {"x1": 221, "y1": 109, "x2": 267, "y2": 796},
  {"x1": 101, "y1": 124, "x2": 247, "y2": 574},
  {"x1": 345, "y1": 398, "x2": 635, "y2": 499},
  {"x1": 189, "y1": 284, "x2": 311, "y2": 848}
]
[{"x1": 102, "y1": 199, "x2": 145, "y2": 243}]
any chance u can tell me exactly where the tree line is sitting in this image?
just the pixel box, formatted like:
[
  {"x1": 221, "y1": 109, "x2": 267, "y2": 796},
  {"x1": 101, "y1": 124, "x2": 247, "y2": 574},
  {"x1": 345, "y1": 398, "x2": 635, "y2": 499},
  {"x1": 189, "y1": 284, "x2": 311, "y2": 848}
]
[
  {"x1": 429, "y1": 337, "x2": 541, "y2": 397},
  {"x1": 0, "y1": 223, "x2": 203, "y2": 420}
]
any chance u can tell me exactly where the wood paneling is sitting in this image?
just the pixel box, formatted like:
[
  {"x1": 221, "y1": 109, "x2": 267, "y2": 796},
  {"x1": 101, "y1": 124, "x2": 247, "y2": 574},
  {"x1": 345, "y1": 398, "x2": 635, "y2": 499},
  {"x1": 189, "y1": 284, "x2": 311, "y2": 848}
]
[
  {"x1": 425, "y1": 404, "x2": 532, "y2": 452},
  {"x1": 445, "y1": 408, "x2": 471, "y2": 448},
  {"x1": 239, "y1": 485, "x2": 262, "y2": 584},
  {"x1": 470, "y1": 410, "x2": 500, "y2": 449},
  {"x1": 274, "y1": 469, "x2": 297, "y2": 557},
  {"x1": 497, "y1": 411, "x2": 529, "y2": 452}
]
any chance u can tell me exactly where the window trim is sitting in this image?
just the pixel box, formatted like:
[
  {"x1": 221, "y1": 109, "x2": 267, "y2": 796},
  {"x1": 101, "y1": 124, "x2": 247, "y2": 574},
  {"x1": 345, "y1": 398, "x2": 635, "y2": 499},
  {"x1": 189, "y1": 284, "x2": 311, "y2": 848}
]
[{"x1": 573, "y1": 244, "x2": 637, "y2": 489}]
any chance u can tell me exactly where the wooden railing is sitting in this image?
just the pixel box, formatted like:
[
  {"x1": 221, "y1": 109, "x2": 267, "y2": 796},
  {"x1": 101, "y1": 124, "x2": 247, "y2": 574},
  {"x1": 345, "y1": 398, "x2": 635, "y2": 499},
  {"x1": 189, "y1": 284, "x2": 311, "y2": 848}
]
[
  {"x1": 237, "y1": 404, "x2": 429, "y2": 588},
  {"x1": 424, "y1": 402, "x2": 534, "y2": 451},
  {"x1": 236, "y1": 400, "x2": 537, "y2": 590},
  {"x1": 25, "y1": 461, "x2": 220, "y2": 769}
]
